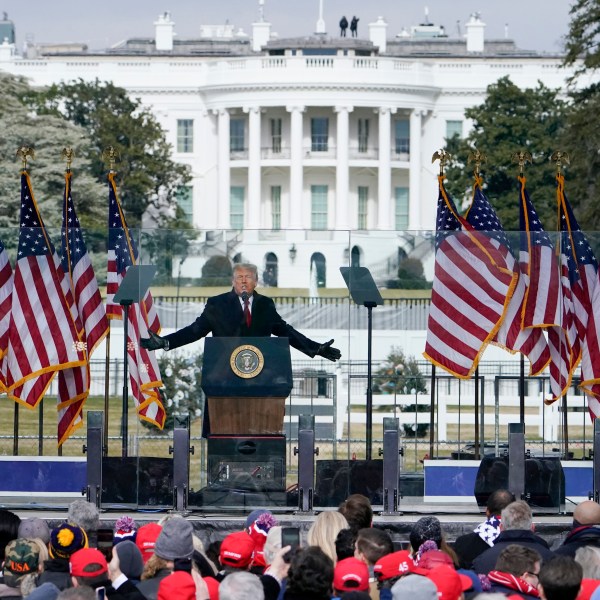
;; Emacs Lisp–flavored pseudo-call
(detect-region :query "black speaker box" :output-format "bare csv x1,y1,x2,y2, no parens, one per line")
315,459,383,506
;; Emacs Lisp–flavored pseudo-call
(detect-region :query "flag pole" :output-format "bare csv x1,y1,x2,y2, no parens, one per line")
103,327,110,454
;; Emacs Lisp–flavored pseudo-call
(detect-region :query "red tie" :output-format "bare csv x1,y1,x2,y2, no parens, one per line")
244,298,252,327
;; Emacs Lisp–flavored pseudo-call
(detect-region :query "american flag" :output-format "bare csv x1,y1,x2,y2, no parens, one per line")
554,174,600,417
106,173,165,429
3,173,86,413
464,180,550,376
0,237,14,393
57,171,110,444
423,177,517,377
519,175,573,402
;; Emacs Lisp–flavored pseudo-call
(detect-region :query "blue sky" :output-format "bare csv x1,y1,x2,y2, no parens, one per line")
3,0,571,53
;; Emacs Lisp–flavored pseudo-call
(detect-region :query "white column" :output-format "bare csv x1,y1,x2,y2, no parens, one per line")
409,109,423,230
335,106,353,230
377,107,395,230
287,105,305,229
216,108,231,229
245,106,261,229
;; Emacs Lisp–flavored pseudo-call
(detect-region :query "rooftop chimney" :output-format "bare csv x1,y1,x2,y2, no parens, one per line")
465,12,485,53
154,12,175,51
369,16,387,53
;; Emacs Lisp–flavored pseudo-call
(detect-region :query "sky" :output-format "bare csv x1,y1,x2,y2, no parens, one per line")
1,0,572,54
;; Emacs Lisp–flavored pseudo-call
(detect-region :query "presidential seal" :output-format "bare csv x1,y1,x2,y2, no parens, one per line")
230,344,264,379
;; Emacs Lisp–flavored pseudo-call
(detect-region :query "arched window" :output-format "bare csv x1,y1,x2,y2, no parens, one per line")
263,252,278,287
310,252,326,288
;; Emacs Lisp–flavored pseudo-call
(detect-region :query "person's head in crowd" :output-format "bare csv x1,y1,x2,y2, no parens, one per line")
113,516,137,545
333,557,369,595
18,537,50,597
575,546,600,579
338,494,373,533
219,570,265,600
67,500,99,541
501,500,533,531
203,576,219,600
340,593,371,600
391,573,438,600
573,500,600,528
486,489,515,518
418,545,455,570
110,540,144,582
0,509,21,561
410,517,458,567
18,518,51,546
492,544,541,588
426,564,472,600
192,535,217,578
355,527,394,566
136,522,162,564
245,509,269,531
26,582,60,600
56,586,96,600
374,550,425,589
3,538,41,589
263,526,282,567
157,571,196,600
307,511,349,564
335,528,357,561
219,531,255,571
286,546,334,600
69,547,109,589
247,512,278,569
205,540,222,572
49,523,88,560
538,555,582,600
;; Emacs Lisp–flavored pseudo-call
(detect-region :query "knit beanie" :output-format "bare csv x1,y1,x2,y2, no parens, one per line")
114,516,137,545
154,518,194,561
410,516,442,550
114,540,144,580
248,513,278,568
18,518,51,545
49,522,88,559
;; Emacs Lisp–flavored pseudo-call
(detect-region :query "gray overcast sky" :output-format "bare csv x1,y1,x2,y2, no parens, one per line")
2,0,572,53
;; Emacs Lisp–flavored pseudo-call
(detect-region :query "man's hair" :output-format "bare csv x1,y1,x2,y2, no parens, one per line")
338,494,373,533
501,500,533,531
494,544,541,576
219,571,265,600
67,500,100,534
57,587,96,600
486,489,515,516
355,528,393,565
232,264,258,279
286,546,334,600
574,546,600,579
335,528,357,561
538,555,582,600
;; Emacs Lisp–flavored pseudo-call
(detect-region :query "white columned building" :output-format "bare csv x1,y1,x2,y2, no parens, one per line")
287,105,305,230
216,108,231,230
335,105,352,230
245,105,262,230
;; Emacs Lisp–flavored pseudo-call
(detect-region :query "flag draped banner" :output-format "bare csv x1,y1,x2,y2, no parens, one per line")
106,172,165,429
424,176,517,378
0,237,14,393
57,170,110,444
519,175,572,402
464,178,550,376
3,172,86,418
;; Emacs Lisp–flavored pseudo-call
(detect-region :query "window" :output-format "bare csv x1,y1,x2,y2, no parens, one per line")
358,186,368,230
394,119,410,155
230,118,245,152
446,120,463,140
311,117,329,151
177,119,194,153
358,118,369,153
311,185,328,230
271,186,281,230
176,186,193,224
230,186,245,229
271,118,282,153
395,187,409,230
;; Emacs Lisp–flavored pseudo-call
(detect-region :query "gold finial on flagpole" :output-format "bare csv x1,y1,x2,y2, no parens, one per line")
62,147,74,171
511,150,532,176
102,146,120,173
16,146,35,171
467,149,487,179
431,149,451,176
550,150,570,176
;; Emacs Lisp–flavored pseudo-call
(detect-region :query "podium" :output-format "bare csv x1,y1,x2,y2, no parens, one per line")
197,337,292,506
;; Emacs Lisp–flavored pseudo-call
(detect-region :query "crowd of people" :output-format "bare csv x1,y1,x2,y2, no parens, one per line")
0,492,599,599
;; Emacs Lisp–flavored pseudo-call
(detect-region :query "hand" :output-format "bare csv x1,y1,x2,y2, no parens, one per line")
317,339,341,361
140,330,167,351
265,546,292,583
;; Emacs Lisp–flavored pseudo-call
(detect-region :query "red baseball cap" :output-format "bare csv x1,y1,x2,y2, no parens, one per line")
136,523,162,564
69,548,108,578
334,557,370,592
418,549,455,570
374,550,427,580
219,531,255,568
426,565,473,600
158,571,195,600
